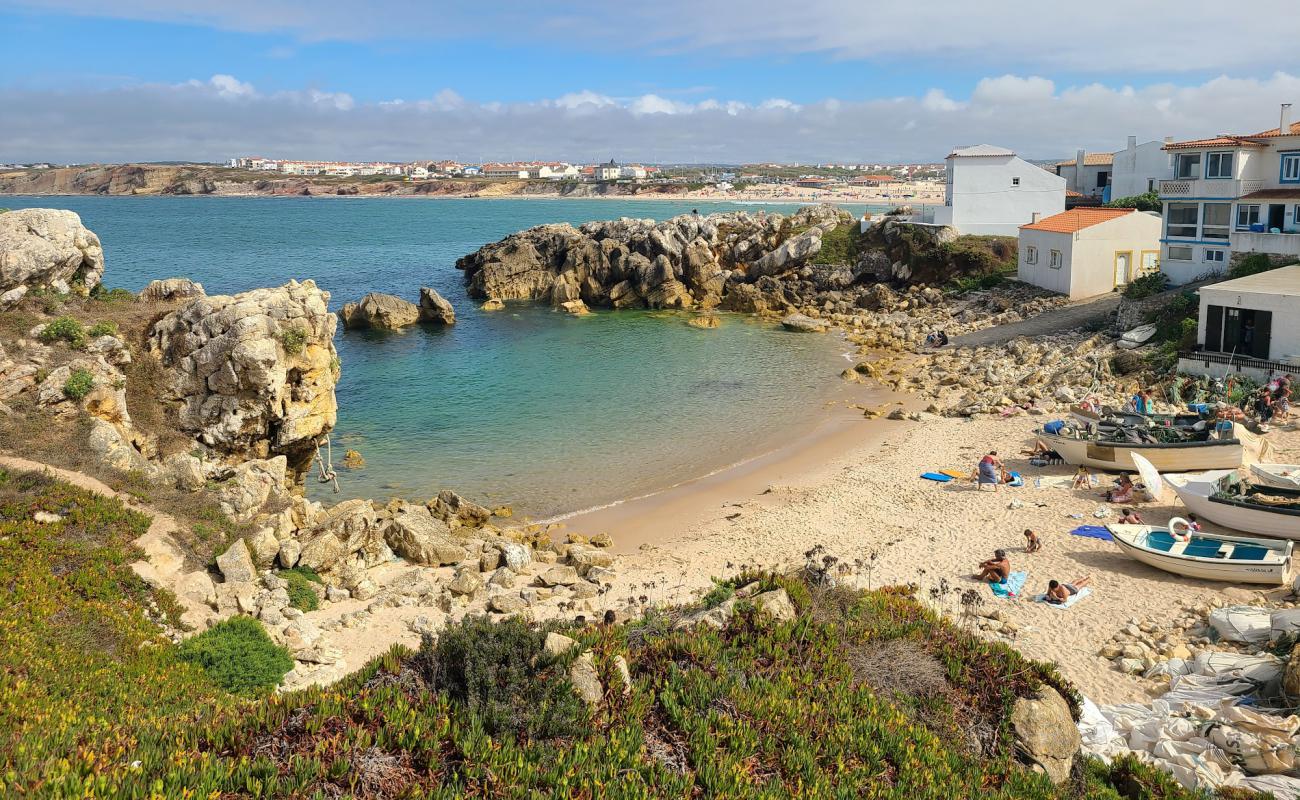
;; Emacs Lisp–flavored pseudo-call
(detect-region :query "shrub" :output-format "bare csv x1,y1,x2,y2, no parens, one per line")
1122,272,1168,300
1228,253,1279,280
1104,190,1161,212
278,566,322,611
812,222,863,265
279,326,307,355
90,285,135,302
61,368,95,400
176,616,293,695
37,316,86,348
415,615,589,740
87,320,118,338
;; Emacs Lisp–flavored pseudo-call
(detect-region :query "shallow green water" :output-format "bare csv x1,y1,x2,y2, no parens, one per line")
3,196,869,515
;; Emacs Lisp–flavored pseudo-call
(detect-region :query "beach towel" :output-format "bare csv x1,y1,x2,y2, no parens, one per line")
1007,471,1023,488
1070,525,1113,542
920,472,953,482
989,571,1027,599
1033,588,1092,609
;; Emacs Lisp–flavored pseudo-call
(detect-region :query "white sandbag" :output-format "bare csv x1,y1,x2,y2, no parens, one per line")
1209,605,1272,644
1145,657,1193,680
1233,772,1300,797
1077,695,1120,757
1270,608,1300,640
1194,651,1284,684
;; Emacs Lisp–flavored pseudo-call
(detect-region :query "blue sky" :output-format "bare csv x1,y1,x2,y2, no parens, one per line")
2,1,1298,163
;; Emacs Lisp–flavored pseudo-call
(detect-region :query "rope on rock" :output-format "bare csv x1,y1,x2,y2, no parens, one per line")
315,435,340,493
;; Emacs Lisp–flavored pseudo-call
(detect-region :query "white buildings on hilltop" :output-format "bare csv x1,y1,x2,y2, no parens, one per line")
1016,208,1162,300
930,144,1066,236
594,160,621,181
1158,104,1300,285
1178,263,1300,381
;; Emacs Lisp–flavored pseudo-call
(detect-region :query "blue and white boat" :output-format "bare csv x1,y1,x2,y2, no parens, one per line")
1107,520,1292,585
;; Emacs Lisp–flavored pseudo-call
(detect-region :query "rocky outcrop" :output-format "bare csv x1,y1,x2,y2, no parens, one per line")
1010,687,1080,783
340,292,421,330
0,208,105,295
147,280,338,482
456,205,853,311
138,277,205,303
418,287,456,324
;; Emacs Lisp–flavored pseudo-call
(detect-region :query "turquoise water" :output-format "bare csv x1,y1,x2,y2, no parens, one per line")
3,196,868,515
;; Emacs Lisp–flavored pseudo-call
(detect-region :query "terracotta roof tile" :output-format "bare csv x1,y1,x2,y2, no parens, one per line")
1020,207,1138,234
1238,188,1300,201
1247,121,1300,138
1056,153,1114,167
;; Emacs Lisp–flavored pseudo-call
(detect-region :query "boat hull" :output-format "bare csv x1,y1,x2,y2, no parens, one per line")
1251,464,1300,491
1167,477,1300,539
1037,431,1244,472
1108,524,1291,584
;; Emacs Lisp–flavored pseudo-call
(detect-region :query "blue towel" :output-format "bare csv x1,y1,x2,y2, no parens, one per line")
989,571,1027,599
920,472,953,482
1070,525,1113,542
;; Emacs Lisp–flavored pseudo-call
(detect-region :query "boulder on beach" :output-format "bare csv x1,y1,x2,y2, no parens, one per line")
781,313,827,333
340,292,421,330
418,287,456,325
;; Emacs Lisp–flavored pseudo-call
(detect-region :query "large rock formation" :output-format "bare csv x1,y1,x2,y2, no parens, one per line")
418,287,456,324
339,292,421,330
456,205,853,311
147,280,338,482
0,208,105,297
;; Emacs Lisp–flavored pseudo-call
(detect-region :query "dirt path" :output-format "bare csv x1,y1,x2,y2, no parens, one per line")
950,292,1122,349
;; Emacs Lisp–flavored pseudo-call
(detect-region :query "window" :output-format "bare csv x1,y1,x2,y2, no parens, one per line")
1147,178,1156,192
1237,204,1261,229
1025,245,1038,265
1174,153,1201,179
1167,245,1193,261
1166,202,1199,238
1282,153,1300,183
1049,250,1062,269
1096,171,1110,189
1205,152,1234,179
1204,249,1225,263
1011,177,1020,186
1203,203,1231,239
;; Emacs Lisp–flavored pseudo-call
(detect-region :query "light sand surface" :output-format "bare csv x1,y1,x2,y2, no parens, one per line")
600,413,1300,705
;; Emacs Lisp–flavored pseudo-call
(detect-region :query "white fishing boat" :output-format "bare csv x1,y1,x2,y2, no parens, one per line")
1107,521,1291,585
1251,463,1300,491
1165,472,1300,540
1035,421,1259,473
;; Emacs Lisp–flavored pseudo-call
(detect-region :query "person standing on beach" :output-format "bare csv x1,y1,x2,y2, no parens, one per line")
977,451,1002,491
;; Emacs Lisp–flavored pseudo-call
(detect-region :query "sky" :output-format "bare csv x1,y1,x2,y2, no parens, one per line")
2,1,1299,164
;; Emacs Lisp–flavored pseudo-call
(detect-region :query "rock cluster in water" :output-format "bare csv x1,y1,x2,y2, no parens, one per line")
340,287,457,330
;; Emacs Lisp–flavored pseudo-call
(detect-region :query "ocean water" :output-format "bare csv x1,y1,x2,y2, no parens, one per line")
3,196,871,516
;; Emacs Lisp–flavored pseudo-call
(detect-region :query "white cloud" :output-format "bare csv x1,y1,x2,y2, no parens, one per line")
3,71,1298,165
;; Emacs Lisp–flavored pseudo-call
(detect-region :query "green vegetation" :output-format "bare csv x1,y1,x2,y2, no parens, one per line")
0,469,1250,798
87,320,119,338
176,616,294,695
61,367,95,400
278,565,323,611
1104,190,1161,212
1122,271,1169,300
942,235,1018,292
279,325,307,355
36,315,86,348
1141,290,1200,370
90,285,136,302
1229,253,1284,280
811,222,864,265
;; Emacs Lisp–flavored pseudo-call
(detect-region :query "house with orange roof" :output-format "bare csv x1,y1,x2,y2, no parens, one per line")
1158,104,1300,283
1017,207,1162,299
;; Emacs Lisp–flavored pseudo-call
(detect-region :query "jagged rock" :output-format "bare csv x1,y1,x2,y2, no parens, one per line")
138,278,205,302
216,539,258,583
384,508,467,565
245,527,280,569
675,598,737,630
326,586,350,603
568,545,614,575
686,314,720,329
748,228,823,279
86,335,131,367
568,651,603,706
499,542,532,572
0,286,27,310
752,589,796,622
545,632,577,656
215,457,288,524
558,299,590,315
429,489,491,527
781,314,827,333
0,208,104,294
278,539,302,569
86,418,151,473
448,568,483,597
340,292,420,330
160,452,206,490
481,298,505,311
488,593,526,614
147,280,337,482
417,286,456,324
612,655,632,695
1010,687,1080,784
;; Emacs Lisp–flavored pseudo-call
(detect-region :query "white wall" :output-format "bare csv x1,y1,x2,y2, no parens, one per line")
1197,285,1300,362
1069,212,1162,298
1017,229,1073,295
1111,141,1171,198
948,155,1065,236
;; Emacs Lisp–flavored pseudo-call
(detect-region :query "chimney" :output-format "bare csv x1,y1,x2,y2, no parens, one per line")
1164,136,1173,144
1127,135,1137,151
1031,212,1041,224
1282,103,1294,134
1075,148,1087,192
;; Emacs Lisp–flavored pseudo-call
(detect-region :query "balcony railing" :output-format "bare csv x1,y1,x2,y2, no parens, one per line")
1159,178,1270,199
1178,350,1299,375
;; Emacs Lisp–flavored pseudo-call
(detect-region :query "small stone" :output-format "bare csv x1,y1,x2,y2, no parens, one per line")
1118,658,1145,675
326,586,350,603
545,632,577,657
568,652,603,707
488,593,527,614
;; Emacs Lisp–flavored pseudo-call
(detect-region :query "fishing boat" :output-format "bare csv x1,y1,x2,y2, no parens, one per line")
1251,463,1300,491
1035,421,1259,472
1068,403,1204,430
1107,520,1291,584
1165,473,1300,539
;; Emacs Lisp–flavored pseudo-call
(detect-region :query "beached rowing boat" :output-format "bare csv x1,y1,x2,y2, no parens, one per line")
1251,463,1300,491
1107,521,1291,584
1035,422,1256,472
1165,473,1300,539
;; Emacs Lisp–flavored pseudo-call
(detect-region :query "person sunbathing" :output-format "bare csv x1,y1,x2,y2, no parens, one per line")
974,549,1010,583
1023,529,1041,553
1117,508,1144,524
1103,475,1134,503
1045,576,1091,604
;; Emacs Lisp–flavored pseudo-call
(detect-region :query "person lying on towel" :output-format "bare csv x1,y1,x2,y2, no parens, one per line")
974,549,1010,583
1045,576,1091,604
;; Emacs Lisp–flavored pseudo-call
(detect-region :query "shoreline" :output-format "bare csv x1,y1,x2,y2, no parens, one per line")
0,191,941,206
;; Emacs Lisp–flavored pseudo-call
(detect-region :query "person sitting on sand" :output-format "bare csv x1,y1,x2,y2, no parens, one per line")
1046,576,1092,605
1023,529,1041,553
1117,508,1144,524
1071,465,1092,490
977,451,1003,491
1103,475,1134,503
974,549,1011,583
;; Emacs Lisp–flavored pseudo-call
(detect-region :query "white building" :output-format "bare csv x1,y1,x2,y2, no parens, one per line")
482,163,530,178
1017,208,1163,299
1055,151,1113,198
1109,136,1172,200
619,165,647,180
1158,104,1300,285
594,160,621,181
1177,263,1300,381
930,145,1066,236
